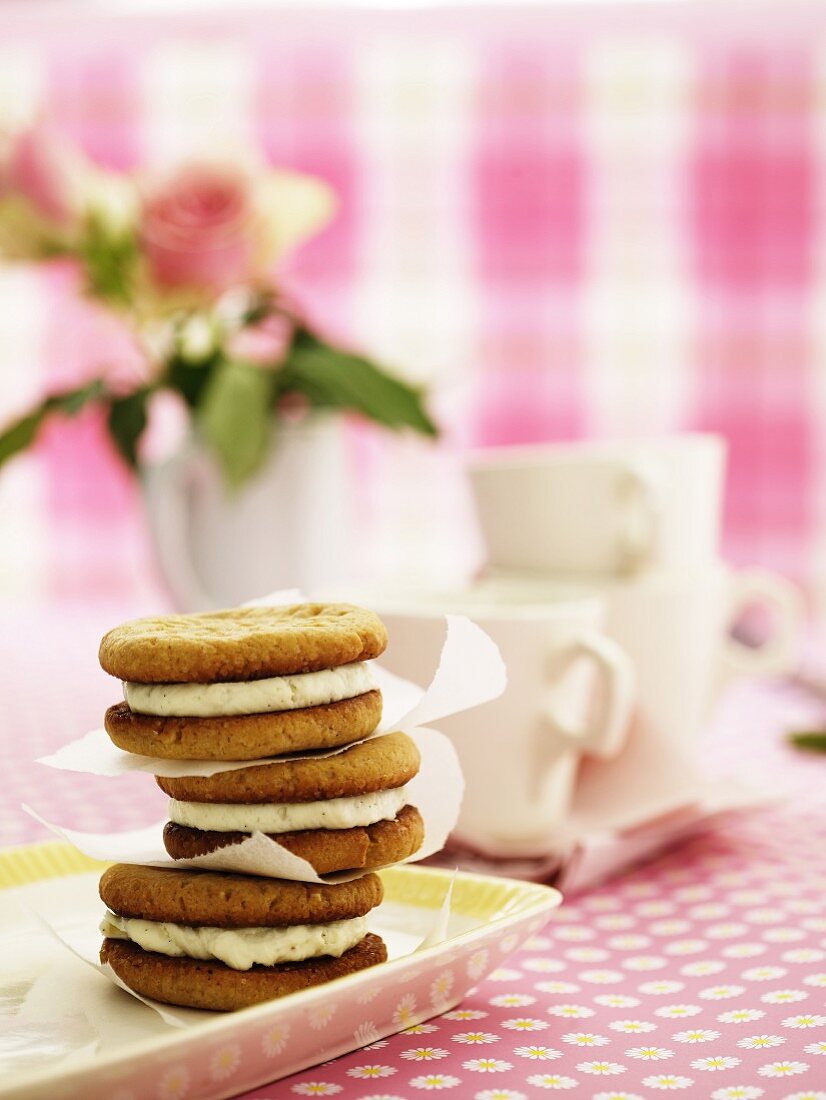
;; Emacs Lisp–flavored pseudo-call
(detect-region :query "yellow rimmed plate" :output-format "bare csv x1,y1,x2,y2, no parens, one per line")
0,840,560,1100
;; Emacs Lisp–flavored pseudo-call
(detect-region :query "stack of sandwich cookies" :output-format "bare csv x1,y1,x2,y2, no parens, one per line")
95,602,425,1010
100,864,386,1011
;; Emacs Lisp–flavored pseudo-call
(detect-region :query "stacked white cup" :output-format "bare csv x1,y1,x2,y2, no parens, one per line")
361,434,804,858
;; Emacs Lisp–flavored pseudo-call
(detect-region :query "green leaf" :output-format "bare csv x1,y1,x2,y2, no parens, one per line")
279,331,438,437
80,215,139,307
788,730,826,754
197,360,274,487
0,379,107,467
107,387,152,468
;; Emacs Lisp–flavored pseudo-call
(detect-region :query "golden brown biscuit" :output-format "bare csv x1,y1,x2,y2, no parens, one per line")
157,731,420,803
101,933,387,1011
104,691,382,761
162,804,426,875
100,864,383,927
99,604,387,684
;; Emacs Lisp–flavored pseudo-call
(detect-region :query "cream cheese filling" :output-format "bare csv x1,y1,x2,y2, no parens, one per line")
168,785,409,833
123,661,376,718
100,911,368,970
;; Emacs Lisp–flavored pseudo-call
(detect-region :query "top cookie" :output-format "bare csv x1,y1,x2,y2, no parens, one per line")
99,604,388,684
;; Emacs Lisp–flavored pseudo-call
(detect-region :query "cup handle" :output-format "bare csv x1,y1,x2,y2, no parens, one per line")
721,567,805,677
142,447,216,611
618,459,663,573
544,630,636,759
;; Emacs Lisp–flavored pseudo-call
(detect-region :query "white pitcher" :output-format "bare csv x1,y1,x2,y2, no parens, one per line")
143,416,351,610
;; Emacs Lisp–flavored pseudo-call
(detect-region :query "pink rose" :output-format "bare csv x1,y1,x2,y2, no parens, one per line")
4,122,81,225
141,166,256,294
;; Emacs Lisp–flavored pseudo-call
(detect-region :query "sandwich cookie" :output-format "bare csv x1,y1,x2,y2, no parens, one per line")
99,864,387,1011
100,604,387,759
159,731,426,874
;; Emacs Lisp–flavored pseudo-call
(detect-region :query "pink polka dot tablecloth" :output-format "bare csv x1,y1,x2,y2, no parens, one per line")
3,603,826,1100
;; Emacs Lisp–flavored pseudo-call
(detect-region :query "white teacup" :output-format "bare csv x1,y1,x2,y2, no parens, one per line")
476,562,804,752
364,593,635,856
468,433,725,578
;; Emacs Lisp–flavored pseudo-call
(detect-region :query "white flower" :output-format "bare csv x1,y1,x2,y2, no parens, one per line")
672,1029,720,1043
561,1032,610,1047
579,969,624,984
489,993,535,1008
353,1022,380,1048
737,1034,785,1049
718,1009,765,1023
522,959,565,974
262,1021,291,1056
547,1003,595,1018
699,985,746,1000
567,947,609,963
309,1003,336,1029
158,1067,190,1100
783,948,825,963
654,1004,702,1019
402,1049,450,1062
609,1020,657,1034
639,981,684,995
209,1045,241,1081
525,935,552,949
487,967,522,981
710,1088,764,1100
534,981,580,995
594,993,640,1008
404,1023,439,1035
707,924,748,939
722,944,766,958
291,1085,342,1097
681,960,725,976
641,1074,695,1089
804,973,826,986
576,1060,626,1075
452,1033,499,1045
463,1059,513,1074
690,1055,741,1071
467,950,489,980
595,915,637,930
555,925,596,941
500,933,519,953
761,989,808,1004
609,935,651,950
804,1040,826,1055
346,1065,396,1080
665,940,707,956
526,1074,579,1089
591,1094,645,1100
763,927,806,942
393,993,418,1027
475,1090,527,1100
626,1047,673,1060
623,957,667,972
503,1016,550,1031
741,966,787,981
409,1074,462,1090
650,920,691,936
431,970,454,1007
444,1009,487,1021
776,1093,826,1100
783,1014,826,1028
514,1046,562,1060
756,1060,809,1076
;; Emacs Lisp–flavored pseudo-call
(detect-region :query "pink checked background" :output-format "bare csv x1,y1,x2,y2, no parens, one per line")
1,3,825,605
